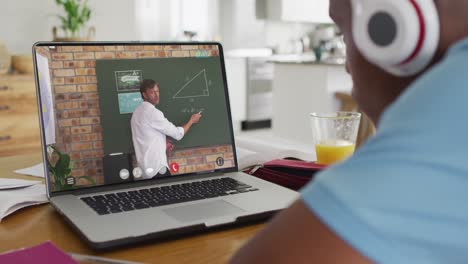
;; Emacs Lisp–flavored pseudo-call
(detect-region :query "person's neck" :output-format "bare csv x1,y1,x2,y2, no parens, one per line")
372,79,414,127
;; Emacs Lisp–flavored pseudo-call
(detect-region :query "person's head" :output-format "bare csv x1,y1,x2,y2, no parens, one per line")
330,0,468,125
140,79,160,105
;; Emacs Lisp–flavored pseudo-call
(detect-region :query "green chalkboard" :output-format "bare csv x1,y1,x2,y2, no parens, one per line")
95,57,233,155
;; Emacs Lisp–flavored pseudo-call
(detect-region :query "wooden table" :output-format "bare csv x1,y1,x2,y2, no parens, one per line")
0,153,264,263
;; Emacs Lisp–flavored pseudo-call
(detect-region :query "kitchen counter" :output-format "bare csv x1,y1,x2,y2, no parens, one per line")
267,53,345,65
225,49,345,65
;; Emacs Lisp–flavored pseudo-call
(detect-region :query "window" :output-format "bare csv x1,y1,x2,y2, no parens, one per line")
135,0,219,41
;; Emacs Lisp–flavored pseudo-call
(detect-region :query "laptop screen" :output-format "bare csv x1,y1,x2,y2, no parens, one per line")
33,42,237,193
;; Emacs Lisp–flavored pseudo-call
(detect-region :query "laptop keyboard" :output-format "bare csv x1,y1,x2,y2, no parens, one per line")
81,177,259,215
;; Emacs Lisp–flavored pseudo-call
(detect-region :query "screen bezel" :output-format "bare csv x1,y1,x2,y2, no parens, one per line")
32,41,239,197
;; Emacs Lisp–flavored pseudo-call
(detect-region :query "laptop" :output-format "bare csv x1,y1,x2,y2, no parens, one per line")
32,41,298,250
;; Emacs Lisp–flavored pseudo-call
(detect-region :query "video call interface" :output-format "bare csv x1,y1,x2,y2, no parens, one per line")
34,43,236,192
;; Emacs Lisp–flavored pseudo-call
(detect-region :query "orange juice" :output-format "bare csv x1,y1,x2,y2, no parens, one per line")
315,139,356,165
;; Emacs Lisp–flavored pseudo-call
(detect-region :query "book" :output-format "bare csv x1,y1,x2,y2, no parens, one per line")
0,241,77,264
0,241,141,263
0,181,48,222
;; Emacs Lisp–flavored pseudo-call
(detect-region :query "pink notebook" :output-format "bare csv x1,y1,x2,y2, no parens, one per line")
0,241,77,264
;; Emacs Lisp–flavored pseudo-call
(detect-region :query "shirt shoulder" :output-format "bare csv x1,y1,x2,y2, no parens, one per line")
137,102,163,118
379,40,468,130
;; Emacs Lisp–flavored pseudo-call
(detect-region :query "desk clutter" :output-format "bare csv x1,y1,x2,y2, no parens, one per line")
0,178,48,222
244,159,326,191
235,135,324,190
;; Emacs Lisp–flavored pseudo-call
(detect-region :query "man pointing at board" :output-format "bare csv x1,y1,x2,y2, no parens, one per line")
131,79,202,179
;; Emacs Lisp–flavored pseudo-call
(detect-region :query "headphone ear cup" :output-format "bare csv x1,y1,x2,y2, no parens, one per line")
351,0,439,76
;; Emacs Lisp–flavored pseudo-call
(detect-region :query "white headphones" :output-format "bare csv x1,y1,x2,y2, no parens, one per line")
351,0,440,76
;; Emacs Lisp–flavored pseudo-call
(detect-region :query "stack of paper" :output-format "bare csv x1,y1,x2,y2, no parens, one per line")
14,163,45,178
0,179,48,222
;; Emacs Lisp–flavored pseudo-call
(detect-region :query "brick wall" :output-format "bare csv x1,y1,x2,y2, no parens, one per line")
169,144,235,174
43,44,231,186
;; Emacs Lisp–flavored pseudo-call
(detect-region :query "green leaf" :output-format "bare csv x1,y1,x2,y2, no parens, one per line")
46,157,55,173
56,0,91,33
64,0,78,18
57,15,67,24
55,181,62,191
81,0,91,23
54,151,71,185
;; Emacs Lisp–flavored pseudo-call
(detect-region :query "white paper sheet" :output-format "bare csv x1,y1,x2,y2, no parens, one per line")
14,163,45,178
235,135,316,170
0,184,48,222
0,179,42,190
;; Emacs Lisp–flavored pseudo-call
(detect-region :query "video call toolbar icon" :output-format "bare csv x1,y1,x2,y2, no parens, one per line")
145,168,155,178
216,157,224,166
170,162,179,173
119,169,130,180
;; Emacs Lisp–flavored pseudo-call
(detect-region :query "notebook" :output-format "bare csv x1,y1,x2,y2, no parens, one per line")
0,241,76,264
32,41,298,250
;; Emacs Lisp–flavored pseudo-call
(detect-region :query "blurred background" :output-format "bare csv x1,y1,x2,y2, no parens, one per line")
0,0,357,157
1,0,339,54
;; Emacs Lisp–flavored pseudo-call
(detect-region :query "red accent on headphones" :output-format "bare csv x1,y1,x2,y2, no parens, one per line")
399,0,426,65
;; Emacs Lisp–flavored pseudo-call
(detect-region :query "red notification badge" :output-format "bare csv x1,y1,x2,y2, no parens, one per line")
170,162,179,173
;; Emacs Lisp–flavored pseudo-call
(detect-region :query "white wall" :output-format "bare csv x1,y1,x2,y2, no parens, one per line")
90,0,137,41
219,0,266,51
134,0,219,41
0,0,137,55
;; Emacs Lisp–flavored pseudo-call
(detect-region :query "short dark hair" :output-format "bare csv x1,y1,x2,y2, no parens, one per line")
140,79,159,97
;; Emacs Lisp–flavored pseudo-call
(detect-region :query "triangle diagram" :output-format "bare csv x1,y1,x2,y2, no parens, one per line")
173,69,210,99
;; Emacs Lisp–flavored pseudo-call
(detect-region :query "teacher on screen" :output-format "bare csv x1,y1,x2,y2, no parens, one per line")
131,79,202,179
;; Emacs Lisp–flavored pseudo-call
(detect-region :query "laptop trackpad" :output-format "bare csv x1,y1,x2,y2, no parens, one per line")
163,200,244,223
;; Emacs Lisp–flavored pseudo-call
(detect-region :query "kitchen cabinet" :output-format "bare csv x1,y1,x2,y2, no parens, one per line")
256,0,332,24
225,57,247,131
225,49,274,131
0,74,41,156
271,61,351,147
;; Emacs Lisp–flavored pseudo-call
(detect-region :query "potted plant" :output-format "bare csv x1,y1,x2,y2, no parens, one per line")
47,145,96,191
52,0,95,41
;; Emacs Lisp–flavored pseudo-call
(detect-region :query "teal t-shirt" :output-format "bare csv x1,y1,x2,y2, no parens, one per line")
301,38,468,263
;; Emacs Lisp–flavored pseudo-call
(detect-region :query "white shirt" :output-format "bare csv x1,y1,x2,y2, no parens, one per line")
131,101,184,178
